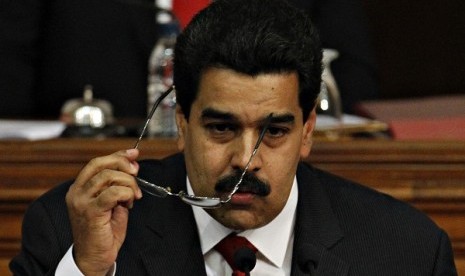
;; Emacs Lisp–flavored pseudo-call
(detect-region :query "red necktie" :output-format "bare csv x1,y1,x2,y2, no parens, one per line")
215,234,258,276
172,0,210,29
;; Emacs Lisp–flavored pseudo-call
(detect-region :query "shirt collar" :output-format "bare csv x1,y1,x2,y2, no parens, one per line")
188,176,298,268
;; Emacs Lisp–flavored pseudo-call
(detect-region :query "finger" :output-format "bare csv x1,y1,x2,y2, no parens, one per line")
73,149,140,189
67,171,140,216
94,185,138,212
68,156,142,210
83,169,141,199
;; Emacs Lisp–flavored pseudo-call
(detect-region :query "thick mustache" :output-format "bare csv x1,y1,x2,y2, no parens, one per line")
215,171,271,196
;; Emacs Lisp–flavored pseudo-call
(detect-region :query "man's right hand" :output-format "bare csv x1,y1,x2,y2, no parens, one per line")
65,149,143,276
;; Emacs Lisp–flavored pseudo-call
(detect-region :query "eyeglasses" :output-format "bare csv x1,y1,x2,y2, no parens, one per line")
133,86,272,208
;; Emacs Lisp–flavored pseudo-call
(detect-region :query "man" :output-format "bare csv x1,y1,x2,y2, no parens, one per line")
10,0,456,275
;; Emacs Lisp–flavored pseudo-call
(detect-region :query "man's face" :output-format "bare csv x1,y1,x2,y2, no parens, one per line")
176,68,315,230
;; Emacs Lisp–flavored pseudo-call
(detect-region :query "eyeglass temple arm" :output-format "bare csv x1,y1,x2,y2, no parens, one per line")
134,86,175,149
240,113,273,175
254,113,273,151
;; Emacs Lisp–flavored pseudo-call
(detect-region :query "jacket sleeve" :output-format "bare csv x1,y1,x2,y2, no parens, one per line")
432,229,458,275
9,196,72,275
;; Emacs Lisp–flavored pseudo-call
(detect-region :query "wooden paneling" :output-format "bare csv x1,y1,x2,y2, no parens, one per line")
1,138,464,275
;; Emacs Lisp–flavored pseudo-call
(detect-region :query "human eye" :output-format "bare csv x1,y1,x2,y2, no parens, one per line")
265,125,289,139
205,122,237,138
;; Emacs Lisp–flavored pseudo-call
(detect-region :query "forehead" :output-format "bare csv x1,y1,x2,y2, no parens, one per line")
191,68,302,121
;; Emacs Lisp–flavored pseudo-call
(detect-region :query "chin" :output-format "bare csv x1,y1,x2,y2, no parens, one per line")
209,208,268,230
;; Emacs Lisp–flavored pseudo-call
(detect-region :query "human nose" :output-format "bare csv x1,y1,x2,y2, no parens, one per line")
231,130,263,173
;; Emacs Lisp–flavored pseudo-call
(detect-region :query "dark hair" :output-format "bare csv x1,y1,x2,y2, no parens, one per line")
173,0,322,120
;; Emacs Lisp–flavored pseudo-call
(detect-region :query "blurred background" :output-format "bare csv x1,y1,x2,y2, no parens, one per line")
1,0,464,122
362,0,464,101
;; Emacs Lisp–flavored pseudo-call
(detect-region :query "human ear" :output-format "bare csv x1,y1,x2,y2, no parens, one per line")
300,108,316,159
175,106,187,152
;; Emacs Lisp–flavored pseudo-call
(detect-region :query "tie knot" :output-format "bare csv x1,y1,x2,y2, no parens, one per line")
215,234,257,275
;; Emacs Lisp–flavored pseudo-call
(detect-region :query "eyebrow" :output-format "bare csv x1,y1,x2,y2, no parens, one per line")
201,108,238,122
268,114,295,125
201,108,295,125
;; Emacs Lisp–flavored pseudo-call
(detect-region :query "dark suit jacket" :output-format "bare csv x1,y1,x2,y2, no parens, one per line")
10,153,457,275
0,0,378,118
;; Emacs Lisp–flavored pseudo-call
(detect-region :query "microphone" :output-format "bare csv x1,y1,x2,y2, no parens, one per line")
233,247,257,276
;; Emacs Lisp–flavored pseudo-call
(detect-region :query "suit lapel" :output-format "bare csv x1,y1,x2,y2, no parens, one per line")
136,154,207,275
291,163,349,276
139,204,206,275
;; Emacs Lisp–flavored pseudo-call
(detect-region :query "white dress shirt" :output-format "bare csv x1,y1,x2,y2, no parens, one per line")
56,177,298,276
